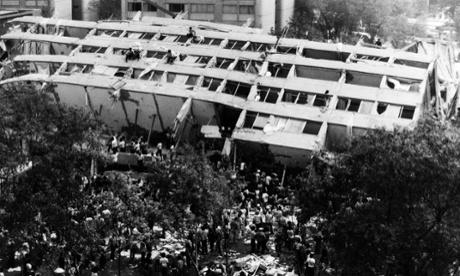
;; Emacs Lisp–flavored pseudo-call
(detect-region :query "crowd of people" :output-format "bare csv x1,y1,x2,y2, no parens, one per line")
1,142,332,276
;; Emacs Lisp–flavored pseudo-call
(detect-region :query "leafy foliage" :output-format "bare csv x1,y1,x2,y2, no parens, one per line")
298,119,460,275
144,144,234,232
0,84,105,269
88,0,122,20
287,0,427,46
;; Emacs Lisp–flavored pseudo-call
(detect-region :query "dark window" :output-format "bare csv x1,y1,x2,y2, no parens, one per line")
303,121,322,135
377,103,387,114
202,77,222,91
128,2,142,11
267,63,292,78
216,58,233,69
225,40,247,50
336,98,361,112
239,5,254,14
143,3,157,11
224,81,251,98
348,100,361,112
243,112,257,128
258,87,280,103
400,106,415,119
297,94,309,104
169,3,185,12
313,95,327,107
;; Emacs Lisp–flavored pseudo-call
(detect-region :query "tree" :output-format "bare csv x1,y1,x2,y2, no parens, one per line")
88,0,122,20
144,145,234,271
380,14,426,48
0,84,106,271
287,0,428,47
299,119,460,275
432,0,460,40
145,144,233,228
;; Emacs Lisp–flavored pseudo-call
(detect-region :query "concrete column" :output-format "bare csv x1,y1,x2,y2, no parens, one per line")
121,0,127,20
214,0,223,22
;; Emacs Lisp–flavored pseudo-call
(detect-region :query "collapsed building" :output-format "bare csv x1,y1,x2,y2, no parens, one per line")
0,15,458,166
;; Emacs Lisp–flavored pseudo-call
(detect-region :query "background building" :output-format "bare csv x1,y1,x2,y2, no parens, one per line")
0,0,71,19
121,0,294,34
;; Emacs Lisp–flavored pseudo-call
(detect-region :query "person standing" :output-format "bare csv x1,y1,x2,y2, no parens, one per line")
274,229,283,257
255,228,267,254
200,226,209,255
208,226,217,253
99,251,106,271
249,225,257,254
215,226,223,255
305,253,316,276
159,252,169,276
294,237,306,276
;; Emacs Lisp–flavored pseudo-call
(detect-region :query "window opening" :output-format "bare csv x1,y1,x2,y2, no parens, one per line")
224,81,251,98
400,106,415,119
243,112,257,128
210,39,223,46
169,3,185,13
128,2,142,11
216,58,233,69
185,75,199,85
313,95,328,107
139,33,156,40
267,63,291,78
202,77,222,91
196,56,211,64
303,121,322,135
150,71,164,82
143,3,158,11
146,51,166,58
257,87,280,103
225,40,247,50
277,46,296,54
377,103,387,114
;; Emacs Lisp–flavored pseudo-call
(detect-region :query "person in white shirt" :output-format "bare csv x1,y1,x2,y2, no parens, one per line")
305,254,316,276
111,135,118,154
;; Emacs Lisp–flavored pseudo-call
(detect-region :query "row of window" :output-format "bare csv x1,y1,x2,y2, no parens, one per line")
28,60,414,121
336,98,415,119
255,87,415,120
127,2,254,14
14,41,421,94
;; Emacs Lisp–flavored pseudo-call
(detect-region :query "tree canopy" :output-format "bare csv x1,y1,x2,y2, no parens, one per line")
298,119,460,275
144,145,234,232
287,0,426,46
0,84,105,268
88,0,121,20
0,84,235,273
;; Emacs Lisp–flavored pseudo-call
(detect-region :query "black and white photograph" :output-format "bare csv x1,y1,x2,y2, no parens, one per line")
0,0,459,275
